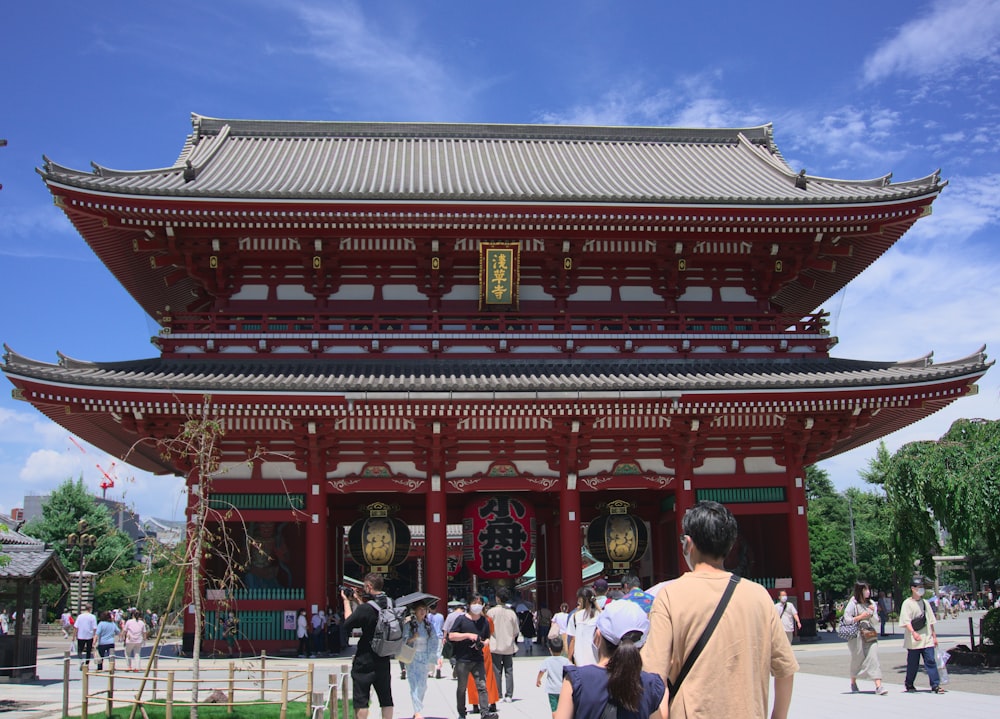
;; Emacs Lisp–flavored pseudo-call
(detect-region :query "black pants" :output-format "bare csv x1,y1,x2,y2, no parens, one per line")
455,659,488,716
77,638,94,663
96,643,115,669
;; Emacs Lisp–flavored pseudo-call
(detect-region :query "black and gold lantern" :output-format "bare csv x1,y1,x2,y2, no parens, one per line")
585,499,648,571
347,502,411,574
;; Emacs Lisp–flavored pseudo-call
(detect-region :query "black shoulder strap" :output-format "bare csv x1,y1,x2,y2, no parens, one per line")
668,574,741,702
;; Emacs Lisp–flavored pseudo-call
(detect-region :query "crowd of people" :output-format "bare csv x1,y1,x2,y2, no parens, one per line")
52,498,996,718
64,605,154,672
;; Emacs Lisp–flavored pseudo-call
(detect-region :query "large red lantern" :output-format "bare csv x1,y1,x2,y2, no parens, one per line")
462,495,535,579
347,502,411,574
446,550,464,577
585,500,648,571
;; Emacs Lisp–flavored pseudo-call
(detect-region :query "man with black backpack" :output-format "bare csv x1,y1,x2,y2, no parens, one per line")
342,573,395,719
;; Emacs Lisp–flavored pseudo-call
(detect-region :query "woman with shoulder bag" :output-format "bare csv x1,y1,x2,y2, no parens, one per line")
843,581,888,695
401,600,439,719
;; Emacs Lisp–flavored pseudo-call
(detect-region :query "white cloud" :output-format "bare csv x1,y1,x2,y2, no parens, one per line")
288,1,474,120
863,0,1000,84
538,74,764,129
0,205,85,260
777,106,906,174
0,407,186,521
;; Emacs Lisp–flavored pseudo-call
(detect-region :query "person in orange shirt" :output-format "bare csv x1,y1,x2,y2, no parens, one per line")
467,600,499,713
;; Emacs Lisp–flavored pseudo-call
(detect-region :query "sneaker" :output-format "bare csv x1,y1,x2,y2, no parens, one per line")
435,669,442,679
483,713,499,719
876,686,888,696
904,685,917,693
850,682,859,693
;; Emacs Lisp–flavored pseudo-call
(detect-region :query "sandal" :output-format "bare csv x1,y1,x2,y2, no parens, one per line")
932,686,947,694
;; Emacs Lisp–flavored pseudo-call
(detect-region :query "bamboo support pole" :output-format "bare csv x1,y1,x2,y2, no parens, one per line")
106,657,115,718
81,664,89,719
280,671,289,719
166,671,174,719
62,652,70,719
260,651,267,701
306,662,314,718
228,661,237,714
342,664,350,719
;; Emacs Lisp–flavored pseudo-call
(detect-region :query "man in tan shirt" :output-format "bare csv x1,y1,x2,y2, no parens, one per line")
641,501,798,719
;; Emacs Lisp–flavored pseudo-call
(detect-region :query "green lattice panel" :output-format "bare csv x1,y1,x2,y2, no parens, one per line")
695,487,786,504
206,610,295,641
208,494,306,510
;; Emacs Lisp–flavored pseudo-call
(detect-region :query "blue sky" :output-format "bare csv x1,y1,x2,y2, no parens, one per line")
2,0,999,522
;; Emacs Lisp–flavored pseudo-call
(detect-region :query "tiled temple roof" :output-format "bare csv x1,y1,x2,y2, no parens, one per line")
40,115,943,205
3,346,989,395
0,516,68,582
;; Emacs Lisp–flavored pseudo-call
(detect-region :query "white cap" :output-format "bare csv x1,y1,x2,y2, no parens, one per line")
596,599,650,647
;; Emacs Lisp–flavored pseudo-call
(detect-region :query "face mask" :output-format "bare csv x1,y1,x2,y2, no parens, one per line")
863,590,870,600
779,596,787,604
469,604,484,615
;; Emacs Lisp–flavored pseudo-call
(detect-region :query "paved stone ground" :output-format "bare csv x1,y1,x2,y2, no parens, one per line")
0,610,996,718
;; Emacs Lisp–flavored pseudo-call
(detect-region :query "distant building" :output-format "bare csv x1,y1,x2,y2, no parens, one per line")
21,494,145,543
141,517,184,547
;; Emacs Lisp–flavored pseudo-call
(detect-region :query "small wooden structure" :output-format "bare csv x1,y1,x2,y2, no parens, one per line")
0,515,69,682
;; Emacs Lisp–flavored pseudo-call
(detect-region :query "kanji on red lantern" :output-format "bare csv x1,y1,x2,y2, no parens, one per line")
462,495,535,579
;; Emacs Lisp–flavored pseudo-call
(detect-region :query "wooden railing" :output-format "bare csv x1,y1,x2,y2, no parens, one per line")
155,311,832,358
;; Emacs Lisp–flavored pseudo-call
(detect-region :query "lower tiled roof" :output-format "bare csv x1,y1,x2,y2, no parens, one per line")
2,347,990,394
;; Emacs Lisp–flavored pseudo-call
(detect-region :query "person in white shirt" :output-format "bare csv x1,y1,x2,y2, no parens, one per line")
74,605,98,670
487,589,520,701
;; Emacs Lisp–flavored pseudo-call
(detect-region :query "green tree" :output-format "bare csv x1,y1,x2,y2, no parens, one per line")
21,477,136,575
806,465,856,602
844,487,893,592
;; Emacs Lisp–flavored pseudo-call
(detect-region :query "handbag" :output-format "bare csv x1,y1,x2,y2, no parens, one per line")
441,640,454,660
859,621,878,643
548,621,561,640
836,616,860,640
668,575,741,702
397,641,416,664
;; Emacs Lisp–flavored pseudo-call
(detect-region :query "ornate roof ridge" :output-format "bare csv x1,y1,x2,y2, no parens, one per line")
190,113,778,146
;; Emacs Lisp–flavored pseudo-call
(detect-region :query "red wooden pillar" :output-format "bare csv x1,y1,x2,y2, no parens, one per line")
673,458,695,568
425,474,449,607
650,508,671,583
306,458,328,613
786,465,816,633
559,475,582,607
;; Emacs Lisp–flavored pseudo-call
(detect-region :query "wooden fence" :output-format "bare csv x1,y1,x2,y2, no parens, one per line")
70,654,350,719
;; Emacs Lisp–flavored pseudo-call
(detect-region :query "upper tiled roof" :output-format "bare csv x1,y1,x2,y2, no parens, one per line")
40,114,944,205
2,346,989,395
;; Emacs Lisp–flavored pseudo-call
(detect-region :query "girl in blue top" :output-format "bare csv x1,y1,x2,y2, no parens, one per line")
94,611,120,671
401,600,439,719
555,600,667,719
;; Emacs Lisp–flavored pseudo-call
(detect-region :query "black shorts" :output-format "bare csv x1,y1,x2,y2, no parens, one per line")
351,662,392,709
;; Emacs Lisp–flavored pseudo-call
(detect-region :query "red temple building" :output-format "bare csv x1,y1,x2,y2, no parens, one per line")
3,116,990,647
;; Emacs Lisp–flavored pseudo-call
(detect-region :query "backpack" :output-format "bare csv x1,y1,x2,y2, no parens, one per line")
368,597,407,657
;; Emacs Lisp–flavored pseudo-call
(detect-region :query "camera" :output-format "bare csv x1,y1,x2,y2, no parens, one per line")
340,586,355,598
